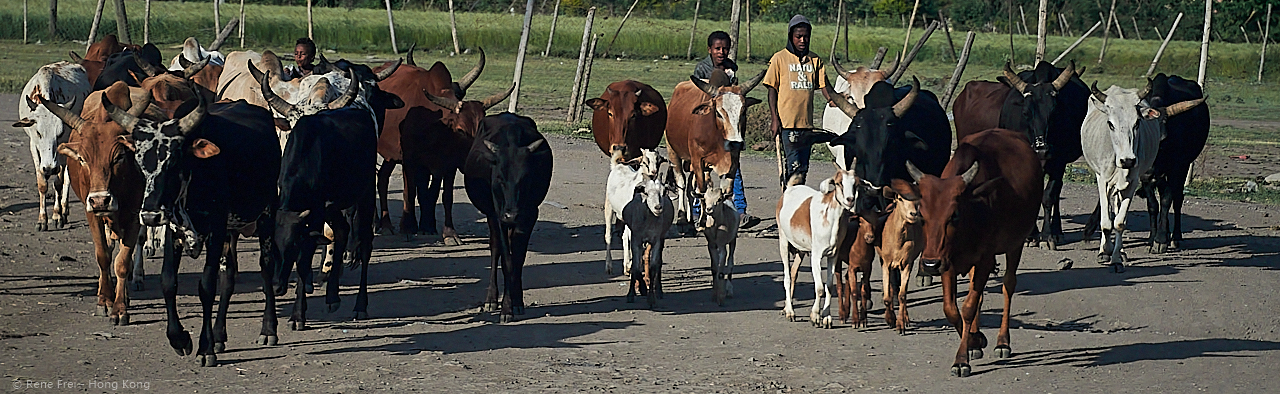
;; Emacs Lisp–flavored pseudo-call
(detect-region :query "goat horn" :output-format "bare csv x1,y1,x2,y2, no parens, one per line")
905,161,924,182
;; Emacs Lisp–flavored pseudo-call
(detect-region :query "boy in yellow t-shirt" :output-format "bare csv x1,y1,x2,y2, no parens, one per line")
764,15,833,187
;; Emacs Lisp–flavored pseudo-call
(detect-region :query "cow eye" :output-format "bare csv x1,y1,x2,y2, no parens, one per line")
1107,121,1115,131
1049,91,1057,97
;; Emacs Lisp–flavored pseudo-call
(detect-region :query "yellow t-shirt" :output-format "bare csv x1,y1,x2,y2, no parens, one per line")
763,49,827,129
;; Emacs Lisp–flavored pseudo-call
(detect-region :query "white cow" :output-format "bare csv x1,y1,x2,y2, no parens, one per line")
776,162,862,328
14,61,91,231
1081,83,1203,272
166,37,226,71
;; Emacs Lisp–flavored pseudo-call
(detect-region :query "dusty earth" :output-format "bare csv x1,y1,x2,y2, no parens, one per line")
2,93,1280,393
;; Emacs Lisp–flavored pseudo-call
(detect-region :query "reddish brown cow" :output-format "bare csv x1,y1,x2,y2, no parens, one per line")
950,81,1008,139
40,83,150,325
665,70,763,224
69,35,136,85
373,48,484,240
586,80,667,160
908,128,1043,378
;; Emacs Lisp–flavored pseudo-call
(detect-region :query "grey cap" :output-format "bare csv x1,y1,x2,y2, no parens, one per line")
788,15,811,31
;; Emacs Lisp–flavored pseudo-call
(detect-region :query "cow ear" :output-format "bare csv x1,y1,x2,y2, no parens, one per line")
273,118,292,131
585,98,607,111
190,138,221,158
903,130,929,151
117,135,136,152
13,118,35,128
483,140,499,153
1142,107,1162,120
969,176,1004,198
692,102,714,116
639,102,660,116
745,97,763,107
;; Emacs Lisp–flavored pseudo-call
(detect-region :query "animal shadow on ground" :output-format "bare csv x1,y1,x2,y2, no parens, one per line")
302,320,637,356
982,338,1280,373
1062,211,1223,247
1,202,38,214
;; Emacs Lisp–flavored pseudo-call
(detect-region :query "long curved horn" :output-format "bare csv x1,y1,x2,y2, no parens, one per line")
375,58,401,81
481,83,516,110
327,70,360,110
690,75,719,96
881,52,900,77
739,69,767,96
1090,82,1108,103
830,53,851,79
103,98,140,132
1163,98,1204,117
257,70,296,116
826,85,860,118
127,89,153,117
38,95,85,130
1136,77,1152,99
132,52,162,78
1003,62,1029,93
181,55,210,77
456,48,486,91
425,92,463,113
960,161,980,184
905,161,924,182
177,90,206,134
405,42,418,66
69,51,84,62
891,77,919,118
314,53,334,74
1051,60,1075,90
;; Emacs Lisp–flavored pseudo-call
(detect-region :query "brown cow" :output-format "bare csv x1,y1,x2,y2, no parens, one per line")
69,35,136,84
664,70,764,225
586,80,667,161
40,83,150,326
374,47,484,240
908,128,1043,377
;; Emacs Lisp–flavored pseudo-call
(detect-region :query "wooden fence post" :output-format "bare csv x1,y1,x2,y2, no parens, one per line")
508,0,536,113
307,0,313,39
23,0,28,44
543,0,560,57
384,0,398,53
1098,0,1116,65
144,0,150,43
941,11,956,61
1019,5,1028,35
566,7,596,123
238,0,245,48
1261,4,1271,83
578,34,600,118
603,0,640,58
1131,16,1141,41
86,0,105,51
448,0,460,54
831,0,843,62
728,0,740,60
890,21,939,83
214,0,220,37
1052,20,1102,65
745,0,751,60
208,18,238,51
686,0,700,60
901,0,920,61
1145,13,1183,78
49,0,58,40
942,31,977,109
1112,13,1125,40
1035,0,1047,63
1199,0,1212,85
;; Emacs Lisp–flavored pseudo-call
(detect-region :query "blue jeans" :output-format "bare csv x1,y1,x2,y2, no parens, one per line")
779,128,813,187
692,166,748,218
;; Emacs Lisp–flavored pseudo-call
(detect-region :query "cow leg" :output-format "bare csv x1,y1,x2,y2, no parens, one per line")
622,226,634,286
348,193,375,320
709,243,724,305
324,210,351,312
779,240,797,322
995,249,1022,359
1143,181,1161,249
952,261,991,378
111,223,139,326
159,225,192,355
131,230,146,290
288,237,317,331
484,220,502,312
1171,175,1188,250
376,160,397,235
1095,175,1115,263
35,168,49,231
1109,192,1135,273
256,213,280,346
212,233,238,355
1045,167,1068,247
418,172,442,237
84,215,111,318
440,171,462,246
501,223,533,323
55,167,71,229
196,230,225,367
399,161,421,237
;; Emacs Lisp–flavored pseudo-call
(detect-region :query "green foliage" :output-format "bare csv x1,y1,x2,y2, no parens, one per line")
872,0,911,17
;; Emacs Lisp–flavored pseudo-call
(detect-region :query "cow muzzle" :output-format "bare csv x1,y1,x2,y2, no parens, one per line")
723,141,744,152
40,166,61,179
86,191,116,215
1118,158,1136,169
920,258,943,276
139,210,168,227
501,211,519,224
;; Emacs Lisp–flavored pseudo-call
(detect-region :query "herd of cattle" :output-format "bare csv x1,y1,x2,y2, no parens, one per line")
12,34,1210,377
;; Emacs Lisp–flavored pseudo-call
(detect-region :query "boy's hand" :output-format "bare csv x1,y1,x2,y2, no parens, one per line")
769,117,781,136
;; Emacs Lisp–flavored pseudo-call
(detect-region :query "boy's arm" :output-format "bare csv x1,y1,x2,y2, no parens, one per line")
819,75,835,107
767,85,781,136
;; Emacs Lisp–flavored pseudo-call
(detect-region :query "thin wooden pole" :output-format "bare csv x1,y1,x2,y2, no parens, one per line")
830,0,843,60
942,31,977,109
214,0,221,37
508,0,536,113
448,0,459,54
1155,26,1162,38
869,46,887,69
1112,13,1125,39
1052,20,1102,65
1199,0,1211,85
1131,16,1141,41
890,20,939,83
566,7,595,123
238,0,244,48
49,0,58,40
1035,0,1047,63
728,0,740,60
1097,0,1116,65
385,0,398,53
1242,26,1252,45
686,0,699,60
307,0,313,39
901,0,920,61
744,0,751,60
1260,4,1271,83
23,0,28,44
144,0,150,43
843,0,849,59
86,0,105,51
941,11,956,61
603,0,639,58
578,33,600,116
1019,5,1028,35
542,0,560,57
1145,13,1183,78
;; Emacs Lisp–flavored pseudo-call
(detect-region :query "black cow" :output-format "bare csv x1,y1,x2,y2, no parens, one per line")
270,61,403,329
464,113,553,323
93,44,166,91
107,86,281,367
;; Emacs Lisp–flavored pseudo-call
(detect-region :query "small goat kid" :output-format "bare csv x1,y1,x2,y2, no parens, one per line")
620,163,674,307
604,150,662,275
701,175,739,306
876,179,924,334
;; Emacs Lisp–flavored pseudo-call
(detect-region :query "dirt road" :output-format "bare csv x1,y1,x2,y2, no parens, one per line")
2,94,1280,393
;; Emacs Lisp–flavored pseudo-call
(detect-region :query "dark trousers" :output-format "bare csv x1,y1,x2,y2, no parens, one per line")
779,128,814,187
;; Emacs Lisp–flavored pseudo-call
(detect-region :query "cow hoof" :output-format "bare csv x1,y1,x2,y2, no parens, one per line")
36,222,48,232
968,348,984,360
116,313,129,326
327,302,341,313
1149,243,1167,254
499,313,514,324
483,302,499,312
290,321,306,331
822,316,833,329
170,331,193,356
257,335,279,346
198,354,217,367
1170,240,1180,250
950,363,972,377
110,315,121,326
995,345,1012,358
1097,252,1111,265
444,237,462,247
303,281,314,295
354,311,369,320
213,342,225,353
1111,263,1126,273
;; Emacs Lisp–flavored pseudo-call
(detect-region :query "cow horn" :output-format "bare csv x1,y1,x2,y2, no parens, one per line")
257,70,296,117
425,92,463,113
826,84,860,118
327,70,360,110
127,89,154,117
69,51,83,63
180,55,210,77
690,75,719,96
103,97,140,132
960,161,980,184
481,83,516,110
132,52,162,78
177,91,206,134
315,53,334,74
375,59,401,81
739,69,767,96
38,95,85,131
1003,62,1029,93
1051,60,1075,91
1136,77,1152,99
891,77,919,118
830,53,851,79
247,60,267,84
1090,82,1108,103
905,161,924,182
405,43,418,66
457,48,486,91
1163,98,1204,117
881,53,900,78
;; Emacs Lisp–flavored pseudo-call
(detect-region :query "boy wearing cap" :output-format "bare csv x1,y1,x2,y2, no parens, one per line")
763,15,833,187
692,31,760,230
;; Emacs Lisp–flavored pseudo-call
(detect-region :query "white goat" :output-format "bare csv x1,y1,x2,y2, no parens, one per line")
603,149,661,275
701,175,739,306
